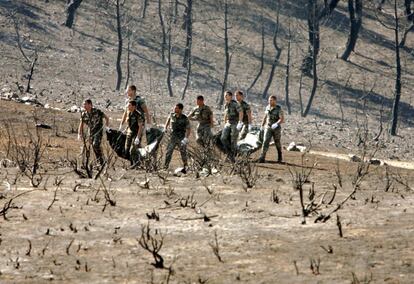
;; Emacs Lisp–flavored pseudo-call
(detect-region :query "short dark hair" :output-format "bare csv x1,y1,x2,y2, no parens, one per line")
270,95,277,100
197,95,204,101
235,90,244,96
129,85,137,92
129,100,137,106
224,90,233,97
84,99,92,105
176,103,184,110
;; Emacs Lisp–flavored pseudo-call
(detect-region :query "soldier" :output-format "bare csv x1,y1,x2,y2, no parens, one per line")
164,103,191,171
257,95,284,163
220,91,243,160
235,90,252,140
188,95,214,146
124,100,144,166
78,99,110,166
119,85,152,139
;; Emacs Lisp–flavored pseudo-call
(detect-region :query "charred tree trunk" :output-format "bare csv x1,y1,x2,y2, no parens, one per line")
124,28,133,89
158,0,167,64
115,0,123,91
303,3,319,117
141,0,148,19
181,55,191,99
390,0,402,136
65,0,83,29
262,7,282,100
182,0,193,68
400,0,413,47
318,0,340,20
285,25,292,115
301,0,320,77
341,0,362,61
246,20,265,97
26,52,38,93
218,0,230,108
166,26,174,97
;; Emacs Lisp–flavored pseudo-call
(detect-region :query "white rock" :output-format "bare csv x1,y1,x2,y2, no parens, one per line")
68,105,81,113
287,142,307,152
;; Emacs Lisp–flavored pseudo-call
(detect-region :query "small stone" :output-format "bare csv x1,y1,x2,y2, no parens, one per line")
348,154,362,162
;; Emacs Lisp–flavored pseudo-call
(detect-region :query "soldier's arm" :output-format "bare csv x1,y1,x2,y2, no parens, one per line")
185,120,191,138
238,108,244,123
120,109,127,128
137,121,144,139
247,109,253,124
78,119,84,138
187,108,196,120
142,105,151,124
164,116,171,130
103,113,109,127
278,110,285,124
261,114,267,127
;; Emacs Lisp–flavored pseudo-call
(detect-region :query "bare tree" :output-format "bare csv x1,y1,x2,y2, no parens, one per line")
262,2,282,100
285,23,292,114
341,0,363,61
115,0,123,91
301,0,320,77
218,0,231,108
375,0,403,135
182,0,193,68
399,0,414,47
246,18,265,97
141,0,148,18
166,19,174,97
158,0,167,64
181,0,193,99
65,0,83,29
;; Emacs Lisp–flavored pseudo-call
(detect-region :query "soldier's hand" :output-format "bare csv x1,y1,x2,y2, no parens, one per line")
145,122,152,131
105,126,111,133
236,121,243,131
248,124,253,132
271,122,279,129
134,137,140,146
181,137,189,146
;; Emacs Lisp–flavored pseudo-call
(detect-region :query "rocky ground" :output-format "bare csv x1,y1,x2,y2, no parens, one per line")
0,99,413,284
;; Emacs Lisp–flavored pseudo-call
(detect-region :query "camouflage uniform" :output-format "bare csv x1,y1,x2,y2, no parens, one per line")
238,100,251,140
259,105,284,162
125,110,144,163
220,100,241,157
188,105,213,146
81,108,105,165
125,96,147,138
164,113,190,169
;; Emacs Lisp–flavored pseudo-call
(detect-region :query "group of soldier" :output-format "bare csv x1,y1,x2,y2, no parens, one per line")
78,85,284,171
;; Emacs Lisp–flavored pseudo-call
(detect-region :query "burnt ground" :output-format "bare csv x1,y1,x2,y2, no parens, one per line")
0,100,413,284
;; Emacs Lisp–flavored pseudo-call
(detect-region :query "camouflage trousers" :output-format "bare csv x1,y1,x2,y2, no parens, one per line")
82,132,104,165
238,123,249,141
196,124,213,147
220,123,238,156
125,133,139,164
259,127,282,160
164,135,188,169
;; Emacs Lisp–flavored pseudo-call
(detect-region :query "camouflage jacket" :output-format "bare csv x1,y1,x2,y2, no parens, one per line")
170,113,190,139
127,110,144,135
81,108,104,136
238,100,251,124
189,105,213,126
265,105,283,127
224,100,241,124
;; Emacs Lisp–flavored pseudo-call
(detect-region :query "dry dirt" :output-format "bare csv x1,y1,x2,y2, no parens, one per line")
0,98,413,284
1,0,414,283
